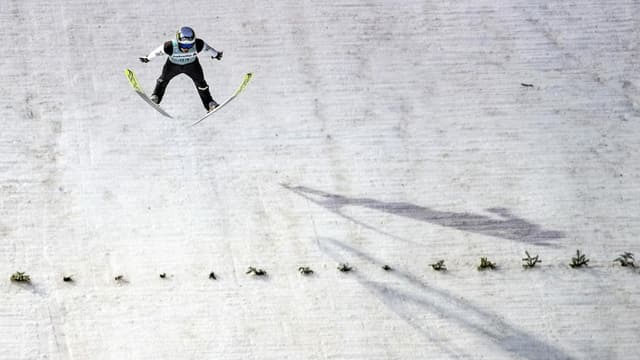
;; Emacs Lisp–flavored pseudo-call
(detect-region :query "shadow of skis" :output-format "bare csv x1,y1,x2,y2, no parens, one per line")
283,184,564,246
318,237,575,360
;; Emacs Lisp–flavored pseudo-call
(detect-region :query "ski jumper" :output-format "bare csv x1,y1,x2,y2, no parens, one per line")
145,39,222,110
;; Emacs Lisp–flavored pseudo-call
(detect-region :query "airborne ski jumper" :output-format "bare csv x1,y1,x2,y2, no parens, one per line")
139,26,223,112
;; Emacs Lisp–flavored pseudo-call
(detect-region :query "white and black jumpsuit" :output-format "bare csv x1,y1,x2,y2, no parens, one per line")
144,39,222,110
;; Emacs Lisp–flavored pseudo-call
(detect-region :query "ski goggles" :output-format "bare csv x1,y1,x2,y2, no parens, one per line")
178,42,194,49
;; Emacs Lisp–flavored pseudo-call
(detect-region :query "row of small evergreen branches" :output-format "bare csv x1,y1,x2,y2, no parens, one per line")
8,251,636,284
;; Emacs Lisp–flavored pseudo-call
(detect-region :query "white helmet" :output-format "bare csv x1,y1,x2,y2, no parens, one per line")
176,26,196,49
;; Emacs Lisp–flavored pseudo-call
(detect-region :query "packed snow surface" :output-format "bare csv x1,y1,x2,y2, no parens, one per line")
1,0,639,359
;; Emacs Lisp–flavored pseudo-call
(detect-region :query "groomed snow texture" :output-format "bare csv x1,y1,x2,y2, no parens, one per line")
1,1,639,359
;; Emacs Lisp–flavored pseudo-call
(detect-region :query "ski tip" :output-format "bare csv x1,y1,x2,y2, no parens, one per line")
125,68,136,80
243,73,253,85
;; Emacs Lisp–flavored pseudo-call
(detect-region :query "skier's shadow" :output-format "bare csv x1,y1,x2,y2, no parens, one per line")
319,237,575,360
283,184,564,246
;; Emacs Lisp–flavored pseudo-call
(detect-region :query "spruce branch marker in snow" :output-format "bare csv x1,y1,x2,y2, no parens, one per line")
246,267,267,276
570,250,590,268
209,272,217,280
337,263,352,272
431,260,447,271
614,252,635,268
522,251,542,268
10,272,31,283
298,267,314,275
478,257,497,271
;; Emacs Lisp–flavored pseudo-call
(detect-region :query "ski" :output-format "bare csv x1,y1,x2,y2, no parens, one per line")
190,72,253,127
124,68,173,118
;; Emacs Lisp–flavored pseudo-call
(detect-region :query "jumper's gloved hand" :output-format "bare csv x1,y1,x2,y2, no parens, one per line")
139,57,150,63
213,51,223,61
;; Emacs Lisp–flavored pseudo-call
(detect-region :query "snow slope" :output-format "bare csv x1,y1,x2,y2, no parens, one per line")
1,0,639,359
